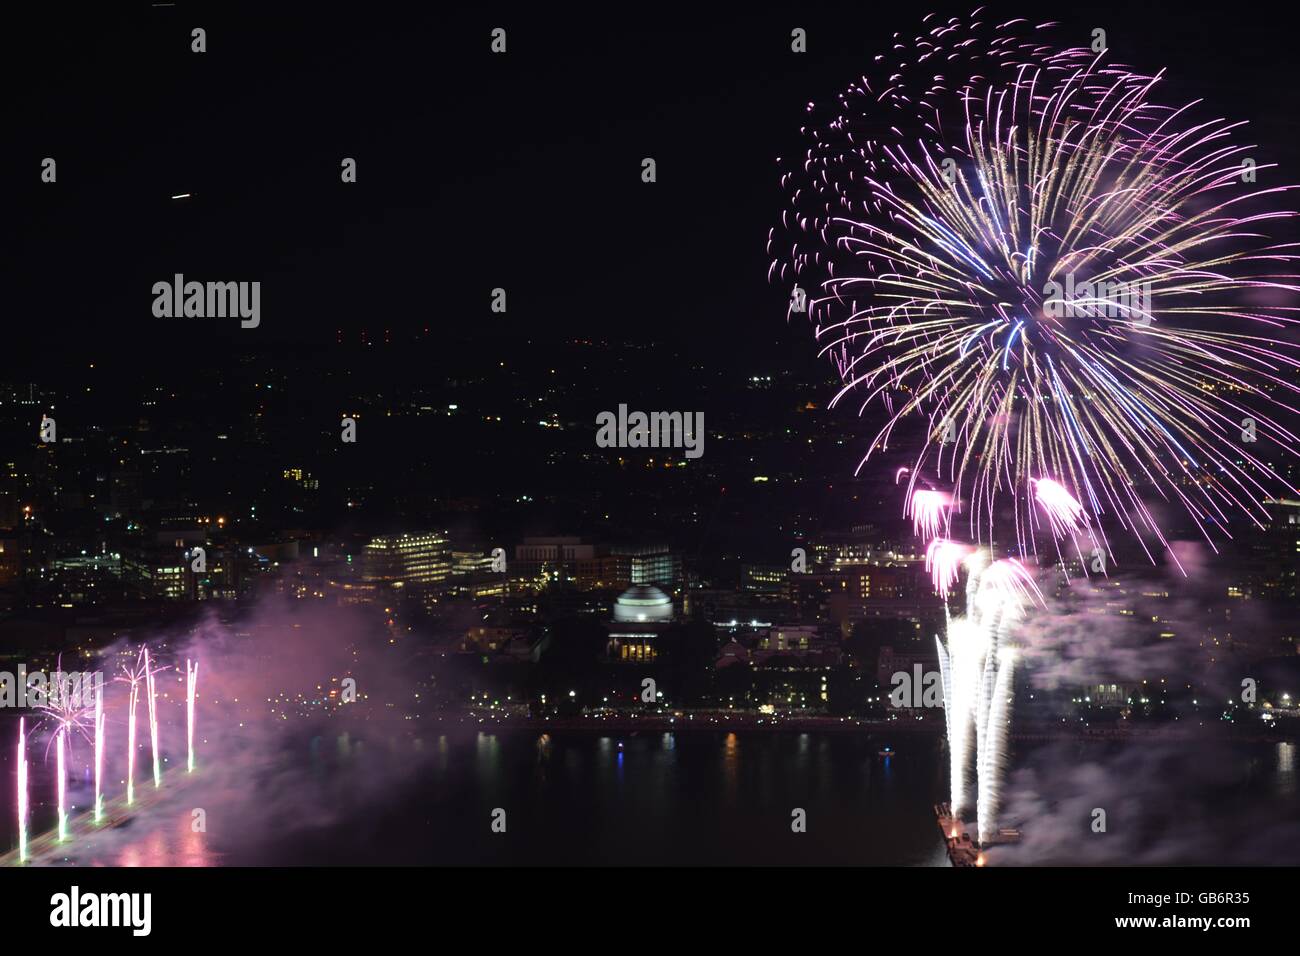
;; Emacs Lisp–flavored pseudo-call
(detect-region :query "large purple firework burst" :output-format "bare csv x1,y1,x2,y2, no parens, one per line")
769,11,1300,570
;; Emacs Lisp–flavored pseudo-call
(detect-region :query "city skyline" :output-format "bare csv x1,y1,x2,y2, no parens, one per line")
0,1,1293,940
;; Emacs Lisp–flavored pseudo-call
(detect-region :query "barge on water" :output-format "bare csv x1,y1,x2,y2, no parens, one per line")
934,802,1021,867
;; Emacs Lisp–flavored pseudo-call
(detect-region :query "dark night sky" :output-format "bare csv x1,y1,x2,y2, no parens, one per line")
3,1,1298,375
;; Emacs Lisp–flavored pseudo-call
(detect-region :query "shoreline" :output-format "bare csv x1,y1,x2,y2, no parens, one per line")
415,712,1299,743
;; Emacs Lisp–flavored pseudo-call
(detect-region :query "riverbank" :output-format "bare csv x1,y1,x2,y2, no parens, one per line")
422,710,1299,743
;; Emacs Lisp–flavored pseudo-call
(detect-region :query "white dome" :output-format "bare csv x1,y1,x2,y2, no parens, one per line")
613,585,673,623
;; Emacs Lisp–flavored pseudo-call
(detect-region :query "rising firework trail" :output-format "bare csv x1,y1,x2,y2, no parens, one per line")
771,11,1300,570
56,730,67,842
126,680,138,804
10,649,191,861
94,685,105,823
28,660,98,846
116,648,160,805
186,659,199,773
145,648,160,788
31,659,98,757
16,719,27,863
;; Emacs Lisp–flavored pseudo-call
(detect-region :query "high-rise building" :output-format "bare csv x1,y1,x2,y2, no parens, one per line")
362,531,453,591
513,536,597,590
742,563,789,603
611,544,681,590
1249,498,1300,600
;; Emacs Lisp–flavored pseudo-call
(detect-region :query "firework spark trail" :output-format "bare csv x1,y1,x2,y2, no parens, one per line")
932,547,1038,845
1031,475,1094,577
56,730,67,842
939,616,981,819
16,647,191,858
978,646,1017,845
934,633,958,816
31,659,98,757
94,685,105,823
1032,477,1087,539
145,648,160,788
26,659,98,847
926,538,971,598
117,654,147,805
908,488,952,540
16,719,27,863
186,659,199,773
973,558,1029,846
772,13,1300,567
127,680,138,804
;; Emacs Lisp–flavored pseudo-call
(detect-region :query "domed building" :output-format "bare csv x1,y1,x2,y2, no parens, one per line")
609,585,674,661
613,585,673,623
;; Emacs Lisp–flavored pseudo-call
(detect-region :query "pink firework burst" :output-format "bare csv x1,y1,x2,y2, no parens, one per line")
925,538,971,598
907,488,952,540
1032,478,1087,538
980,558,1045,613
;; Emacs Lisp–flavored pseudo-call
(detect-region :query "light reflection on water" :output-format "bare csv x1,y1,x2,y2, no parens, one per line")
108,817,218,867
6,730,1296,866
24,786,221,867
16,729,947,866
1278,741,1295,797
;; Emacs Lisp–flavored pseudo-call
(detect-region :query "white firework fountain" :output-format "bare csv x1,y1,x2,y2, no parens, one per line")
933,549,1037,846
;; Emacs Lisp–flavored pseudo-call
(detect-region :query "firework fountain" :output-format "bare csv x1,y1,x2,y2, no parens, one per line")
118,646,165,800
8,644,199,865
933,548,1040,845
29,661,98,849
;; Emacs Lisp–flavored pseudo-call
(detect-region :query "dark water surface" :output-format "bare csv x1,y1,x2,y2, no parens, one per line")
257,730,951,865
4,728,1296,865
5,729,950,865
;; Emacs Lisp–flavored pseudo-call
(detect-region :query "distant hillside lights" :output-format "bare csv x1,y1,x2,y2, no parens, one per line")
152,274,260,328
596,404,704,459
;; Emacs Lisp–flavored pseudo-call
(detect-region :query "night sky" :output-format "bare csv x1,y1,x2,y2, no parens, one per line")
5,1,1297,376
4,3,1300,899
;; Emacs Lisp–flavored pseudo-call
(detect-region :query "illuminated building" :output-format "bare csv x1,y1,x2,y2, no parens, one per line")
742,564,789,602
48,553,126,606
612,544,681,590
513,536,596,590
122,556,190,601
1249,498,1300,600
361,531,452,590
513,538,681,593
608,585,673,661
